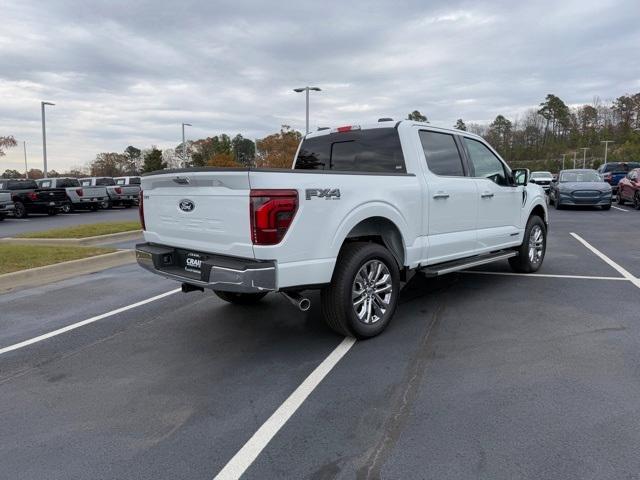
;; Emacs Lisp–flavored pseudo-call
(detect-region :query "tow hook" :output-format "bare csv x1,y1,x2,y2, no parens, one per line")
280,291,311,312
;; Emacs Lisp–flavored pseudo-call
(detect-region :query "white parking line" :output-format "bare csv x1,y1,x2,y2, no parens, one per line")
571,233,640,289
463,271,627,281
611,206,629,212
0,288,181,356
214,336,356,480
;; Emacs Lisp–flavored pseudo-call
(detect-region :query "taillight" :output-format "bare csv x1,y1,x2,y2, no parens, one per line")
138,191,146,230
28,192,38,201
76,188,83,197
114,187,123,194
603,173,612,183
250,189,298,245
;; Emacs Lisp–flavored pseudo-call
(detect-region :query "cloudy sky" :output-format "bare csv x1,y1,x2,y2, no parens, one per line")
1,0,639,172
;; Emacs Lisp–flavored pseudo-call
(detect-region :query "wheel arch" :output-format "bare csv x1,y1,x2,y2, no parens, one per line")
338,216,407,268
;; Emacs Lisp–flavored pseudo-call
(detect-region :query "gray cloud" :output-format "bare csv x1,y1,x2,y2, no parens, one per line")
1,0,639,171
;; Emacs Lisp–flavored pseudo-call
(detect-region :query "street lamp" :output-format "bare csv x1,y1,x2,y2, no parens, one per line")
293,86,321,134
572,151,577,169
580,147,589,168
601,140,614,164
41,101,55,177
181,123,192,167
560,153,566,170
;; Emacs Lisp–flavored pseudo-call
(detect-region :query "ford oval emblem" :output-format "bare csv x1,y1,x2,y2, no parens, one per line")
179,199,195,212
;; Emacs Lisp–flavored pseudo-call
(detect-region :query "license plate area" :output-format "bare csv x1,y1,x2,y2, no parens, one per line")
175,249,210,280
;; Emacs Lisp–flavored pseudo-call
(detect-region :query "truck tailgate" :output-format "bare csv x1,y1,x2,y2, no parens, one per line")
141,170,254,258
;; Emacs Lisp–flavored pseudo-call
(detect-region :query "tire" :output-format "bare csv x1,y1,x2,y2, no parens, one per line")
90,204,100,211
101,200,111,209
123,203,132,209
601,204,611,211
13,201,27,218
0,215,4,222
554,198,563,210
61,203,73,214
634,192,640,210
509,215,547,273
617,192,626,205
47,208,58,216
320,242,400,338
214,290,267,305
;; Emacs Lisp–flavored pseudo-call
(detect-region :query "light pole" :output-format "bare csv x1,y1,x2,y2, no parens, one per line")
181,122,192,167
601,140,614,164
293,86,321,134
41,101,55,177
561,153,566,170
23,141,28,178
580,147,589,168
572,151,577,169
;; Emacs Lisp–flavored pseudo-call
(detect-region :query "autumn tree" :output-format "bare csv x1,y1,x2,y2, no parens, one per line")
90,152,129,176
143,147,166,173
207,151,239,168
232,134,256,166
256,126,302,169
191,135,232,167
27,168,44,179
0,136,17,157
407,110,428,122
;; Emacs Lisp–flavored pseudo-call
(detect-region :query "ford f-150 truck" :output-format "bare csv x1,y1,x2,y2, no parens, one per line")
136,121,548,338
114,176,141,205
0,191,15,220
0,179,68,218
80,177,137,208
36,177,108,212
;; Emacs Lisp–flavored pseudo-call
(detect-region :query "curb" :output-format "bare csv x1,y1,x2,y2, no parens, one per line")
0,250,136,292
1,230,143,246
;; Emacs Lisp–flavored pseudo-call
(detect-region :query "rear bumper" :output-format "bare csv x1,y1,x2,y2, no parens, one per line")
136,242,277,293
0,202,15,213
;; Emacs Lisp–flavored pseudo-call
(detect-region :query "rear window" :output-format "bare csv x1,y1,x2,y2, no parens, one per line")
129,177,141,185
420,131,465,177
295,128,406,173
79,179,92,186
96,177,115,186
2,180,38,190
57,178,80,188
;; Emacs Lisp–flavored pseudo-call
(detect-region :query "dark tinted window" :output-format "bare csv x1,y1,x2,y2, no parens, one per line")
464,138,509,186
7,180,38,190
129,177,141,185
602,162,640,173
419,131,464,176
295,128,405,172
57,178,80,188
96,177,115,186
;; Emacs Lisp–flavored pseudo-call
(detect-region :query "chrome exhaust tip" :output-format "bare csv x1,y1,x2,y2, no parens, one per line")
281,291,311,312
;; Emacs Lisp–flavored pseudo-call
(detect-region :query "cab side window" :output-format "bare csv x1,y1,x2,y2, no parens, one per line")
463,138,509,186
419,131,465,176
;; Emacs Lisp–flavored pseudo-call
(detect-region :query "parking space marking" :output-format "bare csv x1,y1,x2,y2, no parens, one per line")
611,206,629,212
214,336,356,480
463,271,626,281
0,288,181,356
571,232,640,289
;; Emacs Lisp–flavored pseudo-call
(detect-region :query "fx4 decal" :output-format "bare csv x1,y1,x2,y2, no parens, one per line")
305,188,341,200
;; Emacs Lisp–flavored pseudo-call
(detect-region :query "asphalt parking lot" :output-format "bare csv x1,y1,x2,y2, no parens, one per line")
0,207,139,238
1,205,639,479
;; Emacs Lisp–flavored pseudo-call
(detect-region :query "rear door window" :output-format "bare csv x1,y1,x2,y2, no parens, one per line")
295,128,405,173
129,177,141,185
96,177,115,186
419,130,465,176
57,178,80,188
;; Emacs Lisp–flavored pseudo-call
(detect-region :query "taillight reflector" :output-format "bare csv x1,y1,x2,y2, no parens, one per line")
334,125,361,133
28,192,38,201
114,187,123,194
138,191,146,230
250,189,298,245
76,188,83,197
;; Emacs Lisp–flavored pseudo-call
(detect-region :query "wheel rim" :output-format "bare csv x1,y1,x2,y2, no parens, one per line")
352,259,393,325
635,193,640,209
528,225,544,264
15,204,25,217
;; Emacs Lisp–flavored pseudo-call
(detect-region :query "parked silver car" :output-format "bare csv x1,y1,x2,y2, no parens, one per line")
0,191,15,220
37,177,108,212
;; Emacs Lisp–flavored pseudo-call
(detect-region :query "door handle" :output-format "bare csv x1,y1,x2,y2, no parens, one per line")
481,192,494,198
432,192,450,199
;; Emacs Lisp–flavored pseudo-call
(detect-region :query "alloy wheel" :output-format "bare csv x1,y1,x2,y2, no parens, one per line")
528,225,544,264
352,259,393,325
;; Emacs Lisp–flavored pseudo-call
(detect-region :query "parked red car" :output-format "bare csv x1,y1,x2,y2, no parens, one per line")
617,168,640,209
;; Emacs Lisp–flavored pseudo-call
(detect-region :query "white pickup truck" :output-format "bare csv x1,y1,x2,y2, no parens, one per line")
136,121,548,338
80,177,138,208
37,177,107,212
0,191,14,220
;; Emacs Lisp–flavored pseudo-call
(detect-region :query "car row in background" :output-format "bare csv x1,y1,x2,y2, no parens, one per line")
0,176,141,219
597,162,640,194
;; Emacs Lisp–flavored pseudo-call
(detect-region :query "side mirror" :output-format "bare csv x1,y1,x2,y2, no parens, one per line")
512,168,529,186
